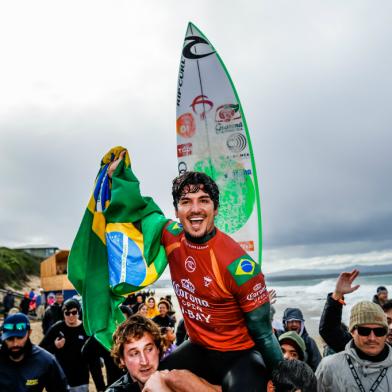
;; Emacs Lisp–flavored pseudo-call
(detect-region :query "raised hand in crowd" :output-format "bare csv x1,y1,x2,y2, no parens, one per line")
332,269,360,301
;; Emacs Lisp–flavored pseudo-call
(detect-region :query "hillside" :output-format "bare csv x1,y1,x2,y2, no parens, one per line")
0,247,40,289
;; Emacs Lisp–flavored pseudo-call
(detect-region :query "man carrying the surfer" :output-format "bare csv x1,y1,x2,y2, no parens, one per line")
108,151,283,391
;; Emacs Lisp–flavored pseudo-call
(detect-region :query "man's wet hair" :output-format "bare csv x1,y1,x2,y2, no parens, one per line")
272,360,317,392
172,171,219,210
111,314,163,368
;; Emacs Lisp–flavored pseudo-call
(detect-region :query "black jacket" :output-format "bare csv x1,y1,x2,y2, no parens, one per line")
0,341,68,392
105,373,141,392
42,303,63,334
282,307,322,371
319,293,351,353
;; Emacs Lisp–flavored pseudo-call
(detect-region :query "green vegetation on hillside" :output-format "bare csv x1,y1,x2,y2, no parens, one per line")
0,247,40,289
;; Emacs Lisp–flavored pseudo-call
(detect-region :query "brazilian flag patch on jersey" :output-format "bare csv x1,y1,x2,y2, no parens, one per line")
227,255,260,286
166,221,183,236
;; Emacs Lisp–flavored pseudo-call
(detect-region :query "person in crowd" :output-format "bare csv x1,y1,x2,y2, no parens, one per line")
161,326,177,360
319,269,392,352
281,307,321,371
47,292,55,306
137,303,148,317
42,291,64,334
120,304,134,318
2,289,15,319
0,313,68,392
152,299,175,329
146,296,159,319
104,152,282,390
373,285,389,306
29,288,35,300
19,292,31,315
131,293,145,314
40,298,95,392
278,331,307,362
316,300,392,391
107,314,220,392
36,288,46,320
270,360,317,392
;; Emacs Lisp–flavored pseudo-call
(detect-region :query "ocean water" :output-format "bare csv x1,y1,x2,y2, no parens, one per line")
152,273,392,341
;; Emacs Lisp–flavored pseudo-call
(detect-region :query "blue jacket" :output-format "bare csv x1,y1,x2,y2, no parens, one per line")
0,342,68,391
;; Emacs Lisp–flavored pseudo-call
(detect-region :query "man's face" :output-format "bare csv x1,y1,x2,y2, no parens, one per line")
55,293,64,305
281,342,300,361
286,320,301,333
158,304,168,317
4,331,31,361
136,295,143,304
378,291,388,302
120,333,159,388
175,187,217,238
384,308,392,345
351,323,387,356
64,307,79,327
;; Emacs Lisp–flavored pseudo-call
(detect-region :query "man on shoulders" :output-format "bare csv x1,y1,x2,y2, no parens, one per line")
316,301,392,391
0,313,68,392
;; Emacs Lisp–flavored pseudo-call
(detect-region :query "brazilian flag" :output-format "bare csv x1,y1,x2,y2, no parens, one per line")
68,147,169,350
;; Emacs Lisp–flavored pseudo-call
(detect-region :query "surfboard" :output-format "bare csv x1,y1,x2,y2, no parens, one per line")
176,22,262,263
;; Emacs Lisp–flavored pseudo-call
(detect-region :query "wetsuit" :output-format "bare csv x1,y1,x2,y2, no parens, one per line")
159,222,281,391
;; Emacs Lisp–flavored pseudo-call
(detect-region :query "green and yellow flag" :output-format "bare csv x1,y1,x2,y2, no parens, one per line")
68,147,168,349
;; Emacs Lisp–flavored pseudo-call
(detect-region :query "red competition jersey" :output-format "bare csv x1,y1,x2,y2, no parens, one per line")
161,221,269,351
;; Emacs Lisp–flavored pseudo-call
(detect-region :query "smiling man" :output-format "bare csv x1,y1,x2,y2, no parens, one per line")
0,313,67,392
106,154,283,390
316,301,392,391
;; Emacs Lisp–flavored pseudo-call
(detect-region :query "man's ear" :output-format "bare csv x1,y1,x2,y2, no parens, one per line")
120,357,125,368
175,209,179,218
214,208,218,217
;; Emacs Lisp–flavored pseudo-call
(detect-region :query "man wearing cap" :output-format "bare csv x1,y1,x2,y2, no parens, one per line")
0,313,68,392
373,286,389,307
281,307,321,371
40,298,94,392
278,331,307,362
316,300,392,391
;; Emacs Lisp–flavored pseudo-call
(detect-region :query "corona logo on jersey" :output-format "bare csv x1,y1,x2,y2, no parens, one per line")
227,255,260,286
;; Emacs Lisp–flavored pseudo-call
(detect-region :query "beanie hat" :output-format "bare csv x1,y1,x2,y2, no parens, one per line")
377,286,388,293
349,300,388,332
62,298,81,313
279,331,306,361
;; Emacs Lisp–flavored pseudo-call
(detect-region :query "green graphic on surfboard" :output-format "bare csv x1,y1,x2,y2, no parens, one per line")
176,22,262,263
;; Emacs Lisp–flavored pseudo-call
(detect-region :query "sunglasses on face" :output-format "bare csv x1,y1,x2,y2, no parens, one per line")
64,310,78,316
3,323,28,331
356,326,387,337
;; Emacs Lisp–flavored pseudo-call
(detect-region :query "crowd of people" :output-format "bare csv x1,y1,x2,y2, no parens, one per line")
1,159,392,391
1,269,391,391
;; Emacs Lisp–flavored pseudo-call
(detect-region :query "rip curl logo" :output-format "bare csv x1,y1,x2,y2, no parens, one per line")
185,256,196,273
182,35,215,59
181,278,195,293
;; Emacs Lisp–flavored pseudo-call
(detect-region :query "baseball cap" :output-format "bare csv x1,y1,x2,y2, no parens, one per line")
1,313,30,341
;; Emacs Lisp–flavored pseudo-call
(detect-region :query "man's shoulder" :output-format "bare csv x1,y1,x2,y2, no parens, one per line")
163,221,184,237
29,344,57,363
106,373,140,392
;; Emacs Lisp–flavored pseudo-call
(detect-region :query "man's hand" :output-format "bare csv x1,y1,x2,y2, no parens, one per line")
268,289,277,305
332,269,360,301
163,369,221,392
54,337,65,349
108,150,126,178
142,371,173,392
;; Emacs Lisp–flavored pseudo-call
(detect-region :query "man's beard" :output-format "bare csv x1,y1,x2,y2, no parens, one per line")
2,338,32,361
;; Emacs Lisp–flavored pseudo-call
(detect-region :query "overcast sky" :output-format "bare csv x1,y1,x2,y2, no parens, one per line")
1,1,391,273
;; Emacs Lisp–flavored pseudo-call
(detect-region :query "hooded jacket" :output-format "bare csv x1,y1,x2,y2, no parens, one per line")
316,341,392,391
282,307,321,371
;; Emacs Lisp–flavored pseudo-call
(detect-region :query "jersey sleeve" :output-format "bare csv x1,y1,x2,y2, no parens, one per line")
225,254,269,313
